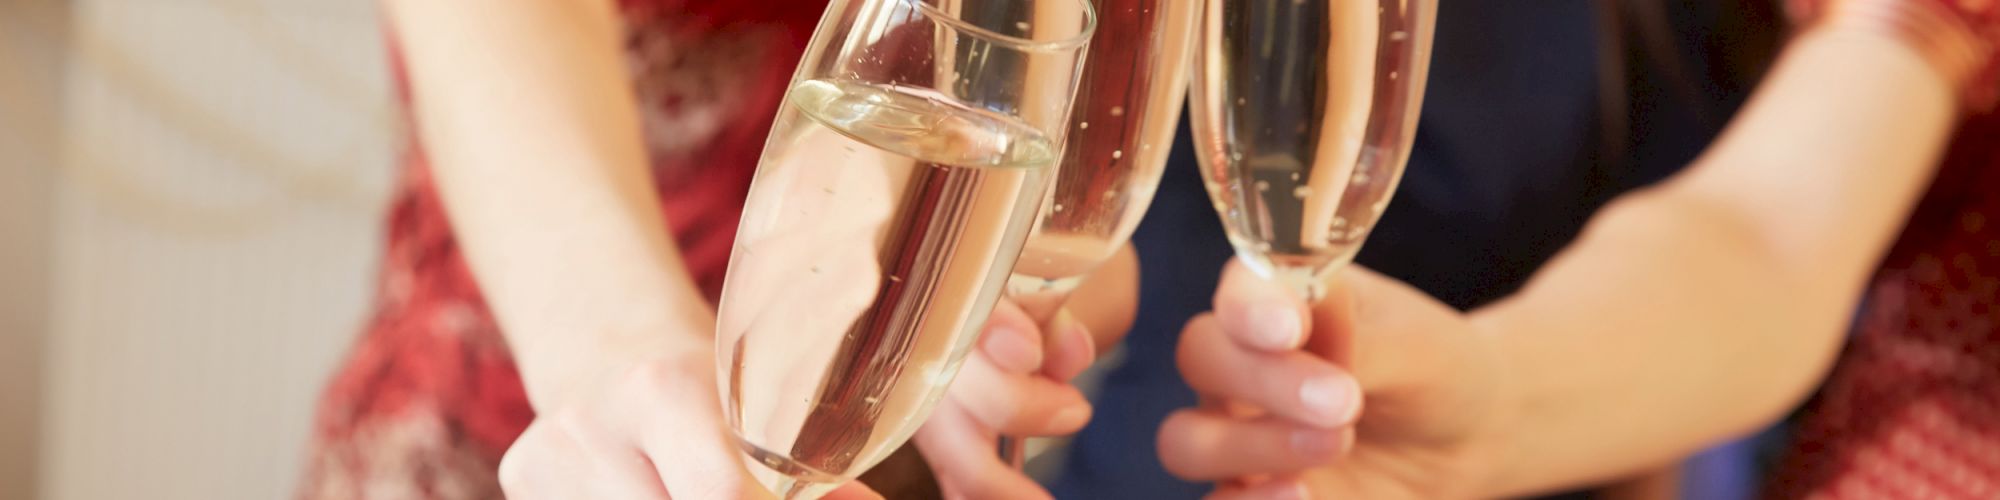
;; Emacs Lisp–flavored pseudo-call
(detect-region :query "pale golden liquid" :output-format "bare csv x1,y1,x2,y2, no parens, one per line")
1190,0,1434,296
715,79,1056,496
1011,0,1197,294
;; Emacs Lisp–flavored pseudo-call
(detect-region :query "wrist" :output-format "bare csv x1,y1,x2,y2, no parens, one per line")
512,312,715,411
1461,314,1530,499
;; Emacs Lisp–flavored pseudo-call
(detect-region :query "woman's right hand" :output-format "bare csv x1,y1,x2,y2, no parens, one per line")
496,339,883,500
1157,260,1511,499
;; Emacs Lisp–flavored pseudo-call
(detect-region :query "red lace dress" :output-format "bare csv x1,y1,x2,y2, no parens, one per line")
297,2,824,498
1773,116,2000,498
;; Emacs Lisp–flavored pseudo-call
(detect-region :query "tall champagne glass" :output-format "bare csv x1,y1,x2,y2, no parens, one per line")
1190,0,1435,299
996,0,1198,467
713,0,1095,498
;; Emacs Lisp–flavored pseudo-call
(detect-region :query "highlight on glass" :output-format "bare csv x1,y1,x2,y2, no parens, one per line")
1191,0,1436,300
995,0,1198,467
711,0,1096,497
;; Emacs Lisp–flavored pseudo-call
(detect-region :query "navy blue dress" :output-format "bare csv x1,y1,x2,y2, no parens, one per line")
1050,1,1772,498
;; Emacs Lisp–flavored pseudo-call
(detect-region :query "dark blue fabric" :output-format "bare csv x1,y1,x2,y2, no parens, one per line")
1048,1,1767,499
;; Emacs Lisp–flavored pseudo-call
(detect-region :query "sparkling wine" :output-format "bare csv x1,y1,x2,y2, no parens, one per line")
715,78,1057,497
1191,0,1434,296
1010,0,1197,294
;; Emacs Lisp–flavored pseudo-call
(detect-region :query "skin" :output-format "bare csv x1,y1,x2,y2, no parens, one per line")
1162,23,1961,500
379,0,1137,498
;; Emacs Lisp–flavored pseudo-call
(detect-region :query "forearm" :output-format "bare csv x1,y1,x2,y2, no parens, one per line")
1471,28,1956,496
384,0,713,410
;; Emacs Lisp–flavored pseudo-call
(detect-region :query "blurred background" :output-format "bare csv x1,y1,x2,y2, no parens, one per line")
2,0,393,498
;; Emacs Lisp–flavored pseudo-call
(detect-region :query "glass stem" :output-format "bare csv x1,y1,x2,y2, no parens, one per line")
1265,262,1333,303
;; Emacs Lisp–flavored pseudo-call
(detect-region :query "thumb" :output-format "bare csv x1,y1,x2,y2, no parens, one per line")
1308,265,1460,391
1213,259,1315,352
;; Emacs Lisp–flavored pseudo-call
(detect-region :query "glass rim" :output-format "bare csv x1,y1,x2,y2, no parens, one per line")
909,0,1098,52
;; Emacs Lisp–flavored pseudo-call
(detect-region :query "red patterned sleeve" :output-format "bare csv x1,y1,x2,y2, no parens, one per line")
1787,0,2000,112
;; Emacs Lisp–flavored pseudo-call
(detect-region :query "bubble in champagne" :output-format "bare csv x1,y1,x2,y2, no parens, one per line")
1391,31,1409,41
1289,172,1300,181
1254,180,1270,192
1109,106,1125,116
1331,216,1349,228
1080,121,1090,130
1015,21,1030,31
1053,203,1065,212
1112,150,1123,159
1292,186,1312,199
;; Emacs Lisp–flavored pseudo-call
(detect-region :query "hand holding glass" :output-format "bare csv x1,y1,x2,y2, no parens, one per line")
713,0,1095,498
996,0,1198,467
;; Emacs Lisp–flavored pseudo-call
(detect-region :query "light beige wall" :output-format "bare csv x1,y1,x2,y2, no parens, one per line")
0,1,70,498
35,0,395,498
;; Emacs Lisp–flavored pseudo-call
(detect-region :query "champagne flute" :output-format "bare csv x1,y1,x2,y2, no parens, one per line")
995,0,1198,467
713,0,1095,498
1190,0,1436,300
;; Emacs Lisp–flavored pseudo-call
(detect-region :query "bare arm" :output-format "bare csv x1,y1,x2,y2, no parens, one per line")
1474,27,1958,496
380,0,713,410
379,3,1137,497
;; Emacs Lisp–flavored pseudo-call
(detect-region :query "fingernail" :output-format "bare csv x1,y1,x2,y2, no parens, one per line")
1064,316,1094,357
1298,374,1358,425
1290,429,1343,457
1250,304,1302,349
982,326,1041,373
1051,404,1092,430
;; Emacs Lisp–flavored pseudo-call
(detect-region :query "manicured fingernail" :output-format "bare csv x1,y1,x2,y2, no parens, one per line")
1250,304,1302,349
982,326,1041,373
1051,404,1092,429
1290,429,1343,457
1298,374,1358,425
